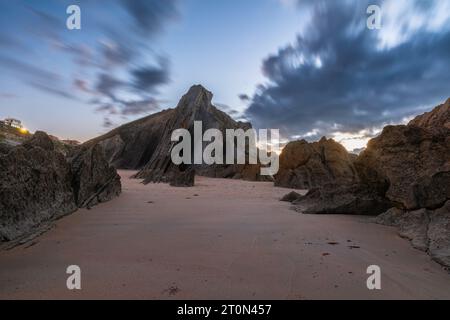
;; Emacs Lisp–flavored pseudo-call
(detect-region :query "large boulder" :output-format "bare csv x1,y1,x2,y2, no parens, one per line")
69,144,121,208
0,131,121,242
291,183,392,216
0,132,76,241
275,137,358,189
355,124,449,210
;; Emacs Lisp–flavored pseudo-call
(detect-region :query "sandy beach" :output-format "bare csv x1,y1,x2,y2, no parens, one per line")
0,170,449,299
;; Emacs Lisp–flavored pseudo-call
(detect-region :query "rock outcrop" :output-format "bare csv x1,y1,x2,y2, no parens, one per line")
0,131,121,242
134,85,267,186
376,201,450,267
275,137,358,189
89,85,268,186
85,109,174,169
69,144,122,208
280,191,303,202
355,124,449,210
286,98,450,267
289,183,392,215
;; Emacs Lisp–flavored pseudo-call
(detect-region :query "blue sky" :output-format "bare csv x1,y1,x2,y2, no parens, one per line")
0,0,302,141
1,0,449,150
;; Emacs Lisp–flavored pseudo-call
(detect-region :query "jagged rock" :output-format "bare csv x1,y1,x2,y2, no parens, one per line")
0,133,76,241
85,109,174,169
23,131,55,151
376,201,450,267
69,144,122,208
280,191,303,202
90,85,266,184
275,137,358,189
135,85,265,186
0,132,121,242
292,183,392,215
408,98,450,133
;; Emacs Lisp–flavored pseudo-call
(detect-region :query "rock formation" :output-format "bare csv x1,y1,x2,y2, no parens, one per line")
285,98,450,267
134,85,267,186
85,109,174,169
280,191,303,202
275,137,358,189
89,85,268,186
69,144,122,208
355,123,449,211
376,201,450,267
290,183,392,215
0,131,121,242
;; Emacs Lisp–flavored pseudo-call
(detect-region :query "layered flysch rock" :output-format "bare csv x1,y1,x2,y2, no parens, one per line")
0,131,121,242
134,85,267,186
275,137,358,189
85,109,174,169
90,85,268,186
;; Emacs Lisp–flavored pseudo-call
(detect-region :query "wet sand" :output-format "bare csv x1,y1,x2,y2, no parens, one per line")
0,170,449,299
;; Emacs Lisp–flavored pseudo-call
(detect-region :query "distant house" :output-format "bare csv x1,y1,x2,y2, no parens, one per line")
4,118,23,129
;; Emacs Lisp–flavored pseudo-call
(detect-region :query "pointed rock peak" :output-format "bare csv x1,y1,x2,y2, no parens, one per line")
187,84,212,97
177,84,213,110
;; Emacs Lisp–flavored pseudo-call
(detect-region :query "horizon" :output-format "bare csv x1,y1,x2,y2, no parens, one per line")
1,0,450,151
2,83,448,153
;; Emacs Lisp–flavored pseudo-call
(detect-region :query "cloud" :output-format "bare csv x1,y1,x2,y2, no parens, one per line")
0,0,179,128
0,55,58,81
131,57,170,92
121,0,179,35
238,94,250,101
245,0,450,141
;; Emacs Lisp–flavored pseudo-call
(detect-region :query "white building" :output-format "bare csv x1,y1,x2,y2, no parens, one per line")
4,118,23,129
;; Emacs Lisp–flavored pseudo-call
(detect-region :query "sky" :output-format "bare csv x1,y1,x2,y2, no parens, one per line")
0,0,449,151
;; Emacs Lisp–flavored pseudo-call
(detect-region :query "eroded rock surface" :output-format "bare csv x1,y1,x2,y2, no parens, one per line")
275,137,358,189
135,85,266,186
0,132,121,242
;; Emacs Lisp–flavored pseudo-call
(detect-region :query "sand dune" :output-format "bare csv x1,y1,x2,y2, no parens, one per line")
0,170,449,299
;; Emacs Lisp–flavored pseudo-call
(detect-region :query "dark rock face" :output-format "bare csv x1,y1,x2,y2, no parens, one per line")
135,85,265,186
69,144,121,208
291,183,392,215
0,132,121,242
0,132,76,241
90,85,267,186
280,191,303,202
275,137,358,189
85,109,174,169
